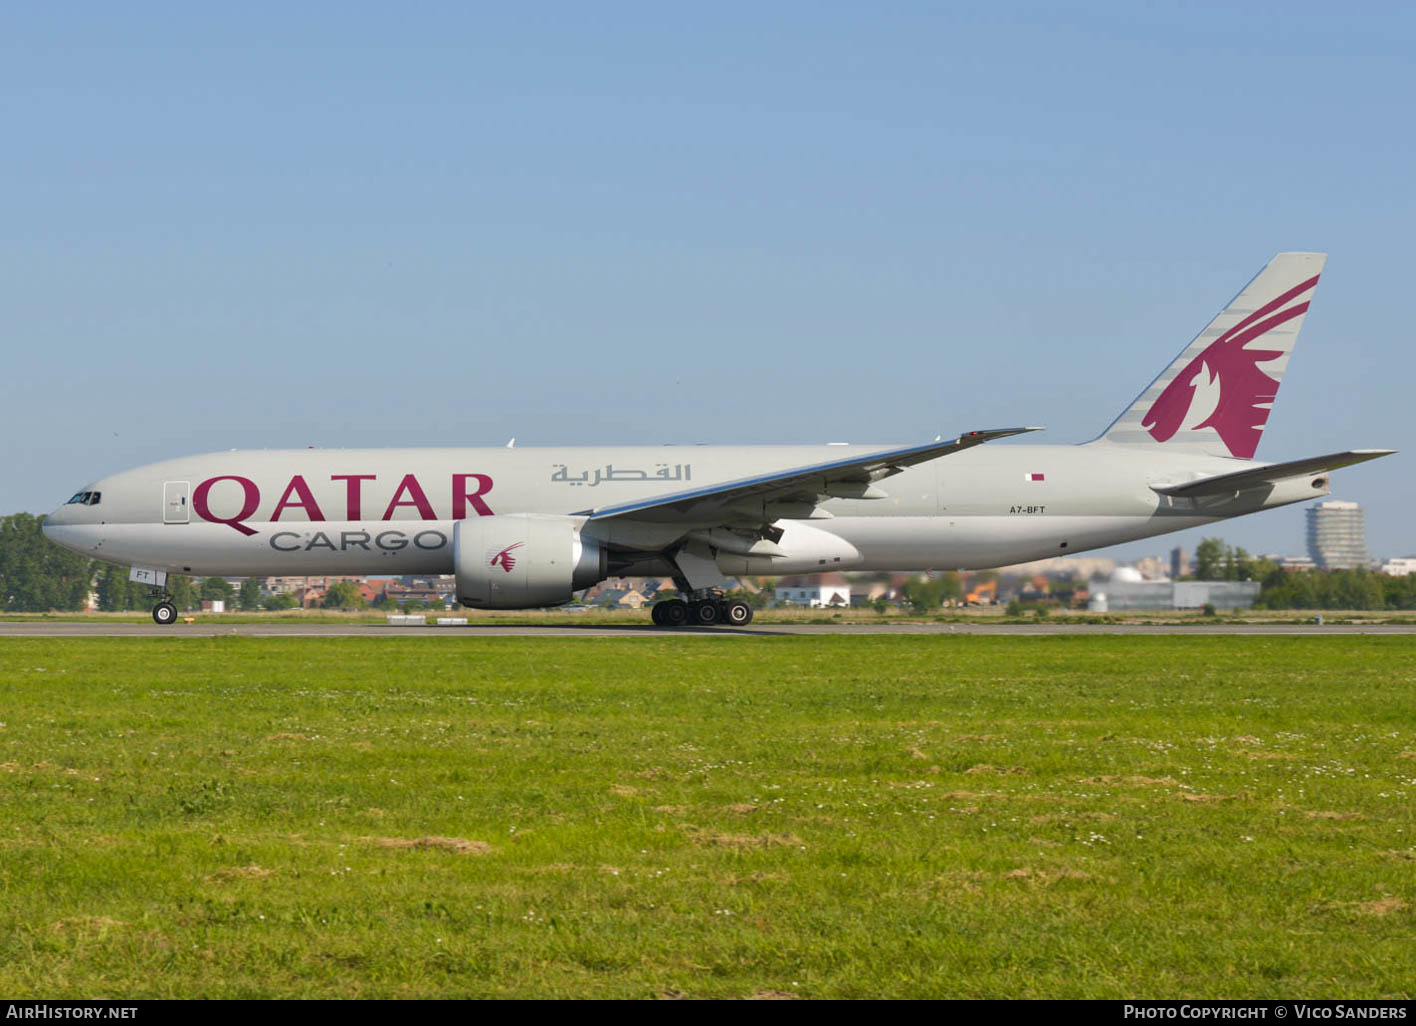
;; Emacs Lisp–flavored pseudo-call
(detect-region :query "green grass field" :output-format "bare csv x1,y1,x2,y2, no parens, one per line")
0,636,1411,998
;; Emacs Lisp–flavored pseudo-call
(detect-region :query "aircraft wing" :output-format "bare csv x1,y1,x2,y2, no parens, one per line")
1151,449,1396,498
577,427,1041,524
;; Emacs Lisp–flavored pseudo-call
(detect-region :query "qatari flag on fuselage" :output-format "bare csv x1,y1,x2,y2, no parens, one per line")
1025,472,1045,482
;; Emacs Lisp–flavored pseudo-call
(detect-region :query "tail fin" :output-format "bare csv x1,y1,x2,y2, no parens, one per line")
1098,252,1326,459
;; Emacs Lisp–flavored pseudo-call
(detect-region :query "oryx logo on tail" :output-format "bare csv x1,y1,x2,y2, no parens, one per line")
1140,274,1320,459
489,542,525,573
1098,253,1326,458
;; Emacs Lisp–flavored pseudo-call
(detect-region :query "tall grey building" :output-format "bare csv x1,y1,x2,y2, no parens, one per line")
1306,500,1369,569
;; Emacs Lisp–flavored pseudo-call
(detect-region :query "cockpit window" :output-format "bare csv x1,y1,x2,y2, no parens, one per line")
66,491,101,506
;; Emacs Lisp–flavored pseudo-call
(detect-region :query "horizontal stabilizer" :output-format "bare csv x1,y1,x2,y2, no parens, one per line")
1151,450,1395,498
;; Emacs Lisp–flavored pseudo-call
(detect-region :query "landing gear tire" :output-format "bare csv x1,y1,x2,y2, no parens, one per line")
658,599,689,628
723,600,753,626
152,601,177,626
691,601,721,626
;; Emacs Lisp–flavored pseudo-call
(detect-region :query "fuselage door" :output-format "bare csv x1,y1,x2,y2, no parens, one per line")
163,481,190,524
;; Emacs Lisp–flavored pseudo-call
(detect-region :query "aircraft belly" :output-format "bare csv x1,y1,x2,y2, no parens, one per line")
814,515,1220,571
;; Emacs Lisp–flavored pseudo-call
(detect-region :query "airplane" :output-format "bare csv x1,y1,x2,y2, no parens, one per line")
42,252,1394,626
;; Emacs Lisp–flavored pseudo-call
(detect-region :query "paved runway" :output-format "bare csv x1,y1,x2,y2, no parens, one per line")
2,621,1414,638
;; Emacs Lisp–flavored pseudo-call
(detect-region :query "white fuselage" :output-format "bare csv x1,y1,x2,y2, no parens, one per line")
41,441,1321,578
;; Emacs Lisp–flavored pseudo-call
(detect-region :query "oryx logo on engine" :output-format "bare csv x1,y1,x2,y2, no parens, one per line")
489,542,525,573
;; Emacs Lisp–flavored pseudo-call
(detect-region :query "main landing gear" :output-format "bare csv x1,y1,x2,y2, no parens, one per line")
650,592,754,628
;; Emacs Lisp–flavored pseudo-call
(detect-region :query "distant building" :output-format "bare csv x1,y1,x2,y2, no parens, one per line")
583,578,636,604
358,580,388,604
844,578,892,605
384,584,447,608
1380,557,1416,576
594,587,649,609
1170,546,1190,580
1088,568,1259,611
1133,556,1169,581
397,575,456,598
775,573,852,608
1306,501,1369,569
999,555,1116,579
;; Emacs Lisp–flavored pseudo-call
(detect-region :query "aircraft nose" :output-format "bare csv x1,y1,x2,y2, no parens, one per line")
41,518,99,557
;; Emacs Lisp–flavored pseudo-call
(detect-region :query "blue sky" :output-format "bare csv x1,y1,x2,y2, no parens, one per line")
3,2,1412,560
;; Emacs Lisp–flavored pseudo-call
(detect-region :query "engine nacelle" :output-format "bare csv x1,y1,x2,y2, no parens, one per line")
454,515,606,609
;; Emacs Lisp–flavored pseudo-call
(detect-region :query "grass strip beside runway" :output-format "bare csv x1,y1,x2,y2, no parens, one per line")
0,636,1411,998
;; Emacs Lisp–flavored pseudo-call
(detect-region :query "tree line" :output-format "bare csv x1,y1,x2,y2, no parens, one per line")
1191,537,1416,610
1,512,263,612
1,512,399,612
0,514,94,611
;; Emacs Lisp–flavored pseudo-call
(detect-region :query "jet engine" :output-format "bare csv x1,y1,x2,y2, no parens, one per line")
454,515,607,609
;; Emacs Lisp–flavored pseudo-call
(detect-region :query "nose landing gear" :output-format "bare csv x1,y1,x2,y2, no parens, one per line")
152,600,178,625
